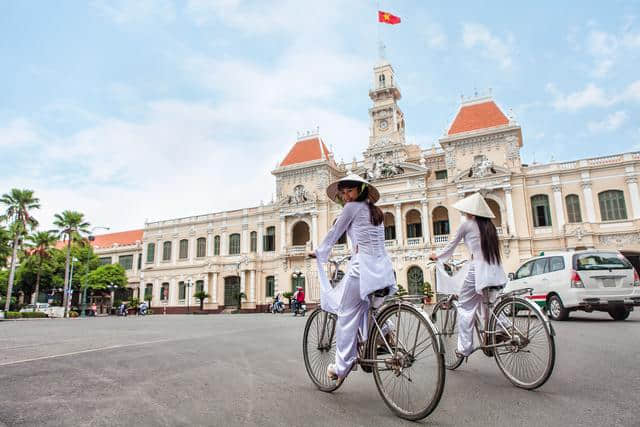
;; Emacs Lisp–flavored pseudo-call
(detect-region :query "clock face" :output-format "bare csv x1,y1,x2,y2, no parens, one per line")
379,119,388,131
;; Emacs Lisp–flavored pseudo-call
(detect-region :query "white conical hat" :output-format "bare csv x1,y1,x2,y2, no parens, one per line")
452,192,495,218
326,173,380,204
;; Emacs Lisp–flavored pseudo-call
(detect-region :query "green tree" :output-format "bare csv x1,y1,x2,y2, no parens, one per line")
0,225,11,269
52,210,90,317
0,189,40,311
86,264,127,290
25,231,58,304
193,290,210,311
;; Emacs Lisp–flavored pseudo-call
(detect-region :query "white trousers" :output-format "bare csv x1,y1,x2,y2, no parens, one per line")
334,261,368,377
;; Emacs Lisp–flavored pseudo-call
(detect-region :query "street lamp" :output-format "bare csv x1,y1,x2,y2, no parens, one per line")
186,279,193,313
81,226,110,318
68,257,79,314
107,282,117,315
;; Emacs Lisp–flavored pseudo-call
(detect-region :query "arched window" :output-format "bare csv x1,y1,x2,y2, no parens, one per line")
378,73,386,88
384,212,396,240
161,283,169,301
144,283,153,301
264,226,275,252
292,273,305,291
432,206,450,235
531,195,552,227
229,233,241,255
565,195,582,223
599,190,627,221
196,280,204,294
214,235,220,255
162,241,172,261
407,266,424,295
146,242,155,263
266,276,275,297
292,221,310,246
178,281,186,300
406,209,422,238
196,237,206,258
179,239,189,259
250,231,257,252
485,198,502,227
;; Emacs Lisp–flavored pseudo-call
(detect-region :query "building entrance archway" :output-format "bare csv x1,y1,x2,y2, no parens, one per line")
224,276,240,307
407,266,424,295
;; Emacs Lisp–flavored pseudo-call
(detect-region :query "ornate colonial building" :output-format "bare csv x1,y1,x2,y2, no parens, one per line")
91,59,640,313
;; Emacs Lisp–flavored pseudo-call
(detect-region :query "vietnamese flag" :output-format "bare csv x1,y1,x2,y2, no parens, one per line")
378,10,401,25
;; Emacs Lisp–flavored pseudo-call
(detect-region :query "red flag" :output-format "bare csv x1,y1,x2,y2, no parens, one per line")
378,10,401,25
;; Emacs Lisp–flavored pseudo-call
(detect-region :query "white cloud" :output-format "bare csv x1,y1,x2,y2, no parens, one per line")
91,0,175,24
587,111,628,133
0,118,40,147
461,23,514,69
577,25,640,77
547,80,640,111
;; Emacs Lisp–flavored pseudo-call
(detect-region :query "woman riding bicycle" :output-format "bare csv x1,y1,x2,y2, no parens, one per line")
429,192,507,359
309,174,396,381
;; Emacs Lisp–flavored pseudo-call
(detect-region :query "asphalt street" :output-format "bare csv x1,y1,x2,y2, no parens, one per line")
0,310,638,426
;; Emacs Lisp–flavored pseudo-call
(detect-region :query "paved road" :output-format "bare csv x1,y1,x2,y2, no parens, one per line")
0,310,638,426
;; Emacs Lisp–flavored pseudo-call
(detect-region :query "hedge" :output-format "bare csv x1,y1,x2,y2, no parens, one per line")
3,311,49,319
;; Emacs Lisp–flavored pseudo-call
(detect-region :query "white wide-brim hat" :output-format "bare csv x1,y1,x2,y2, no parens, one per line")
326,173,380,204
452,192,495,218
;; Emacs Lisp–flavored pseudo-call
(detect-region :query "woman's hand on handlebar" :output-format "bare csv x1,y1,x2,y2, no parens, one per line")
428,252,438,261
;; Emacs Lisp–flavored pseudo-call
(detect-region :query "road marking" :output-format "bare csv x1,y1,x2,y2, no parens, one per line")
0,338,174,367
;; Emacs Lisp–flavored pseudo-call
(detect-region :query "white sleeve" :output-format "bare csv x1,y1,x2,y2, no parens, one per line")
315,202,358,263
436,220,468,262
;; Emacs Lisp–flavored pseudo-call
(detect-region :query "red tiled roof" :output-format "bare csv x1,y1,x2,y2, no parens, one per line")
55,229,143,249
448,100,509,135
280,137,331,167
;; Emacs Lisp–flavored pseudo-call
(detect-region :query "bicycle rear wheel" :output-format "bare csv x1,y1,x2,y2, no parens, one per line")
302,309,344,392
431,300,464,370
371,303,445,421
490,297,555,390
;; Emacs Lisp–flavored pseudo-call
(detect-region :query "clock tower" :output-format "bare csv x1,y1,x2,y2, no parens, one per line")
368,59,405,150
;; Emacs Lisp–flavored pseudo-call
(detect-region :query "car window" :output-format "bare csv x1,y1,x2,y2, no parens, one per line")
532,258,549,276
515,261,534,279
574,252,632,271
549,256,565,272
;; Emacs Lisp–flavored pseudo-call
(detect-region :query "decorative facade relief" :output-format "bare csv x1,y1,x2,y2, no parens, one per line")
363,155,405,180
469,155,495,178
598,233,640,246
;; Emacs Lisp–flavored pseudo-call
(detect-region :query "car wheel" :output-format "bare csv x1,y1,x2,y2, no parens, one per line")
608,307,631,321
547,295,569,321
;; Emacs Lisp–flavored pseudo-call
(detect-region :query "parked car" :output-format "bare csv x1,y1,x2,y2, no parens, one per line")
19,303,50,313
505,250,640,321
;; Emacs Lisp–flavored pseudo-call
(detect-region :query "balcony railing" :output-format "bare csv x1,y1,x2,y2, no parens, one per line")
495,226,503,235
384,240,396,248
407,237,423,247
434,234,449,244
333,244,347,252
287,245,306,256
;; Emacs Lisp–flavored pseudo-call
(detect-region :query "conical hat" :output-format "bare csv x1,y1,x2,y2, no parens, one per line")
326,173,380,204
452,192,495,218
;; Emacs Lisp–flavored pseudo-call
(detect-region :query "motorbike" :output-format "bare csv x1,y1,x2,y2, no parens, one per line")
117,305,128,316
271,301,284,314
293,301,307,317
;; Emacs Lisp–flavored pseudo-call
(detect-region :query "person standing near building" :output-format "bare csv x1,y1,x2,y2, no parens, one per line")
429,192,507,359
310,174,396,381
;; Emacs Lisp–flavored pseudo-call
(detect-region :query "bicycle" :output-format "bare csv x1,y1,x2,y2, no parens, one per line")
302,256,445,421
428,260,556,390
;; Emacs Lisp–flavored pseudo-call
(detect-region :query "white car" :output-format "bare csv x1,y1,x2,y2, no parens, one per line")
19,303,50,313
505,250,640,321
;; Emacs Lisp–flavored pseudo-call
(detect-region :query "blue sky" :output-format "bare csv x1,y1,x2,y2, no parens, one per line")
1,0,639,232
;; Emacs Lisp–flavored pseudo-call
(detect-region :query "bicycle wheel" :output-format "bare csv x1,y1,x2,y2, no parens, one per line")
431,300,464,370
490,297,555,390
302,309,344,392
371,303,445,421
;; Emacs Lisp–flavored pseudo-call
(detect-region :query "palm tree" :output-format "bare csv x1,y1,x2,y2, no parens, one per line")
0,224,11,269
52,210,90,317
26,231,58,305
0,189,40,312
193,290,210,312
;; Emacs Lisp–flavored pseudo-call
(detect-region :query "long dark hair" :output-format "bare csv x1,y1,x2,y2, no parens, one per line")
337,181,384,226
475,216,501,265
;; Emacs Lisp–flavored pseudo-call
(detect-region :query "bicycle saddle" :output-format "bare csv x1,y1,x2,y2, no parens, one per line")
372,287,391,297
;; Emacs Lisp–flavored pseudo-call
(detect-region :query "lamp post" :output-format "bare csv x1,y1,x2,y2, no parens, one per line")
67,257,79,314
82,226,110,318
107,282,116,315
186,279,193,313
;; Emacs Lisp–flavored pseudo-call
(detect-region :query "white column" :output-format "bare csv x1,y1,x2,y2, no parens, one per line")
241,224,249,254
311,213,318,251
240,270,246,307
420,201,430,244
249,270,255,303
153,279,161,306
189,238,195,264
505,188,517,236
280,216,287,254
221,230,228,256
582,182,596,222
257,221,264,256
156,240,162,266
207,233,213,257
172,239,178,264
626,176,640,219
394,203,404,246
212,273,218,303
169,279,178,306
552,185,565,231
139,281,145,302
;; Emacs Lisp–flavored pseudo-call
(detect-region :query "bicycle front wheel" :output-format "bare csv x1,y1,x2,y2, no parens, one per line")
302,309,344,392
491,297,556,390
371,303,445,421
431,299,464,370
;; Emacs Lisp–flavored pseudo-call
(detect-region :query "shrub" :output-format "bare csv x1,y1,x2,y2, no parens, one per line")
6,311,21,319
68,310,79,318
21,311,48,318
